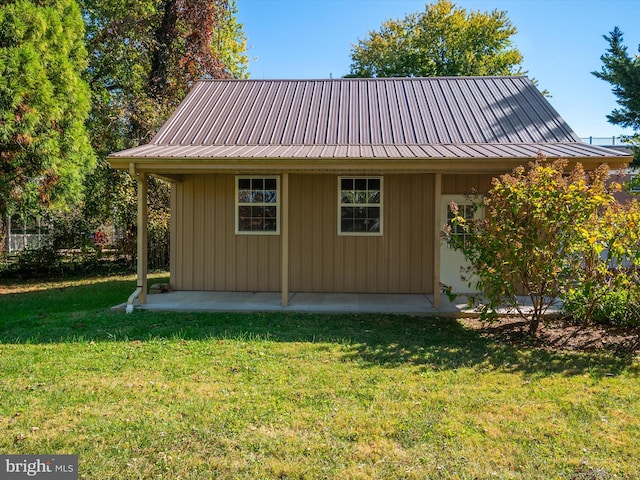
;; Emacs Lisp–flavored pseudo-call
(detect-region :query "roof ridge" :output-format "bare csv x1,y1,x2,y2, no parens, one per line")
196,76,529,82
150,140,610,146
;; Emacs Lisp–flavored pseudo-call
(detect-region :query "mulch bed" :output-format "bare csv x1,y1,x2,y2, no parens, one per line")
462,317,640,353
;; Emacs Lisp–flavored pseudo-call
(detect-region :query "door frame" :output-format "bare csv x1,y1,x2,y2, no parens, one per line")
440,194,483,295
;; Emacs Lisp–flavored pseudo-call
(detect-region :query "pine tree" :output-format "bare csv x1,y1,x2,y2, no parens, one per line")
0,0,95,252
593,27,640,166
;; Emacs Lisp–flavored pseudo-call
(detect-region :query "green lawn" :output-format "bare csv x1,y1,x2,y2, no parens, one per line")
1,274,639,479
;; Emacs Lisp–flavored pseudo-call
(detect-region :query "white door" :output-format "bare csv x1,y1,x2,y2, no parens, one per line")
440,195,483,294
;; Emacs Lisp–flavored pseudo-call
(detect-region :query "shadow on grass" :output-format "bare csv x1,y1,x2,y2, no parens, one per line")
1,284,637,378
0,278,138,316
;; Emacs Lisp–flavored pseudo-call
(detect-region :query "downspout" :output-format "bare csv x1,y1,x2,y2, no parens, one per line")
126,163,148,313
126,287,142,313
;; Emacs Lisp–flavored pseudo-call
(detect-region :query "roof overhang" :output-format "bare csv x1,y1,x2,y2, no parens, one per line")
112,156,631,180
109,143,631,180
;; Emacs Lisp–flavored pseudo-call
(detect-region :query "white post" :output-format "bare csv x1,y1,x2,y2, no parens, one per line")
137,172,148,305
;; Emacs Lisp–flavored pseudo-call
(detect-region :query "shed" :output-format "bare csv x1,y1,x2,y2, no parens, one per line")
108,76,630,309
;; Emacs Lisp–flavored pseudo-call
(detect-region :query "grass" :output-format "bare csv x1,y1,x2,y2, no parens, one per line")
1,274,639,479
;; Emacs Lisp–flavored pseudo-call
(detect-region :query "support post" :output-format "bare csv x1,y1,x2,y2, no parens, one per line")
281,173,289,306
433,173,442,308
137,171,149,305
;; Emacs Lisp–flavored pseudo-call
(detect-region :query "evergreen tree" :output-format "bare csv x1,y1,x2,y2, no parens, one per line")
593,27,640,166
0,0,94,253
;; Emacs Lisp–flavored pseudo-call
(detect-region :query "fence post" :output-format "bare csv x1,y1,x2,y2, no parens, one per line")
5,215,10,253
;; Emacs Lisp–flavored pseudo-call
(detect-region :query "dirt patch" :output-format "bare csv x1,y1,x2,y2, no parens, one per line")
462,317,640,353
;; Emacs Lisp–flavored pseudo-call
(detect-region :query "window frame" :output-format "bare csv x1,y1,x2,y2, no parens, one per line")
235,175,280,235
337,176,383,236
446,202,475,248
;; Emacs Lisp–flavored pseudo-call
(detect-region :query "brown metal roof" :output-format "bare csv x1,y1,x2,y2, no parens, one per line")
111,142,622,160
109,77,630,162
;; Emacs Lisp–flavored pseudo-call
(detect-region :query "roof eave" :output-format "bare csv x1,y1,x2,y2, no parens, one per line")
108,155,631,176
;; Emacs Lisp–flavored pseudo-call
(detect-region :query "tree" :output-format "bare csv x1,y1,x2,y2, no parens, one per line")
446,156,639,335
0,0,95,254
213,0,249,81
82,0,247,157
349,0,523,78
593,27,640,167
563,194,640,326
80,0,248,264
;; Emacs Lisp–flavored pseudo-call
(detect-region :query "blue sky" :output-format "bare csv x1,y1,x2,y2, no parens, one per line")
236,0,640,140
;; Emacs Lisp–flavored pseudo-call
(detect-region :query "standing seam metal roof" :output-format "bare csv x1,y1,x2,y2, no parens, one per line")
110,77,629,161
152,77,580,146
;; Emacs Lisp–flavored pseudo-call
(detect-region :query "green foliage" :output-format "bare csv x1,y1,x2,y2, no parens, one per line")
564,287,640,327
147,180,170,269
82,0,248,151
349,0,523,78
446,157,640,334
3,245,134,277
0,0,95,250
0,0,248,267
565,194,640,326
1,209,134,277
5,245,62,277
213,0,249,80
80,0,248,268
593,27,640,166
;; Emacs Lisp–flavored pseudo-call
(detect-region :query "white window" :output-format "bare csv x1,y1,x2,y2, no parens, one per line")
235,176,279,234
338,177,383,235
446,202,475,248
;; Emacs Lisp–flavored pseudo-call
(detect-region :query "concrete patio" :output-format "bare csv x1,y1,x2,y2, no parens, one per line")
113,291,559,317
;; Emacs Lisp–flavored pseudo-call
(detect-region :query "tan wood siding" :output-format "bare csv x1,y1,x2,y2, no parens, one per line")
442,174,494,194
289,174,434,293
171,175,280,291
172,173,436,293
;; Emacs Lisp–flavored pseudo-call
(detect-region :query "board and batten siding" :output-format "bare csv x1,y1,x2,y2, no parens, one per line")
442,174,494,194
171,173,437,293
171,175,281,291
289,174,435,293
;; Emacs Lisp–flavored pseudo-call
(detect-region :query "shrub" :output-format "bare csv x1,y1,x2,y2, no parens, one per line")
2,210,129,278
564,287,640,327
446,156,640,334
6,245,63,277
1,203,170,278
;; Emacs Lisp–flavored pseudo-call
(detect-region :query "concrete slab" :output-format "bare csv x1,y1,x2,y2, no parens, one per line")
112,291,558,316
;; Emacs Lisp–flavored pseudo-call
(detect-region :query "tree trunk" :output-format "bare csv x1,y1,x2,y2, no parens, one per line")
528,315,540,336
149,0,178,98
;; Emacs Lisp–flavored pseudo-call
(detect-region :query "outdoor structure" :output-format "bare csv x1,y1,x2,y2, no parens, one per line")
108,76,631,311
3,215,49,253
